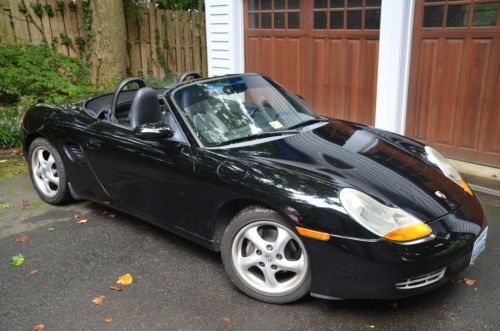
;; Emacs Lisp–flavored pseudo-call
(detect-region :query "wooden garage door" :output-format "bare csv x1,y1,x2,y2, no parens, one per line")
244,0,381,125
407,0,500,166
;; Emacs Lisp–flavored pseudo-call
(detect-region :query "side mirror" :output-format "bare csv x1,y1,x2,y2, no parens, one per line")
134,122,174,140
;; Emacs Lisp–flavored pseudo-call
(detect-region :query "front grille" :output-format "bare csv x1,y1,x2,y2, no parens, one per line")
395,267,446,290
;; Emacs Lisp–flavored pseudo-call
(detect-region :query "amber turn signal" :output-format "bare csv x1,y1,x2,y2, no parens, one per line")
295,226,330,241
383,223,432,242
460,179,474,195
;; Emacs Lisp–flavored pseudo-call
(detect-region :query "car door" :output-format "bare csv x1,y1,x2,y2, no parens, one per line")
82,119,196,233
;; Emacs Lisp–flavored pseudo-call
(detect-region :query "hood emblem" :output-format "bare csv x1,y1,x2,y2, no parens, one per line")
435,191,447,199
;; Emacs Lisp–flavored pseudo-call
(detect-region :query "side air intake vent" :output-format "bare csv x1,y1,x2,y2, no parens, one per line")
64,143,86,166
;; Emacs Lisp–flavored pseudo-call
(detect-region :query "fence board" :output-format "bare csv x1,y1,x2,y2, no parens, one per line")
0,3,207,77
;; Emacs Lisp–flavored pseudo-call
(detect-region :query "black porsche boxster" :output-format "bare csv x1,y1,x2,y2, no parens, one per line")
21,72,487,303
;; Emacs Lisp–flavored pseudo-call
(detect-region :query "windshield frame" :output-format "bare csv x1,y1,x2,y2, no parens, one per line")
169,73,320,149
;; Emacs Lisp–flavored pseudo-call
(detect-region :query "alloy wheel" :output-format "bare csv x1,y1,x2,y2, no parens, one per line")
231,221,308,295
31,146,59,198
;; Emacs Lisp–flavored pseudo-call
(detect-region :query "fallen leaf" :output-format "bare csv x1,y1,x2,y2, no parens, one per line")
366,326,375,329
16,235,29,243
0,159,7,163
108,213,116,218
223,317,230,322
74,213,81,221
464,277,477,286
92,295,106,305
117,273,133,285
22,199,30,207
0,202,10,209
104,317,113,323
48,226,56,231
108,285,122,291
77,219,88,224
30,269,39,275
102,210,108,215
10,254,24,266
33,324,45,330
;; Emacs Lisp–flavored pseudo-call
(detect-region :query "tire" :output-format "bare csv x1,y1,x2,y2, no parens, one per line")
221,207,311,304
28,137,72,205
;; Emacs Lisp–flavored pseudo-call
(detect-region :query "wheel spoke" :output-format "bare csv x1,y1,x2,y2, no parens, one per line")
275,227,292,254
46,155,55,169
37,149,46,166
244,226,268,251
262,267,280,288
47,171,59,186
42,178,52,193
238,254,261,270
276,256,305,274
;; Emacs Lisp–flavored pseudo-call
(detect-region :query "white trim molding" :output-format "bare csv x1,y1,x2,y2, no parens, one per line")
375,0,416,134
205,0,245,77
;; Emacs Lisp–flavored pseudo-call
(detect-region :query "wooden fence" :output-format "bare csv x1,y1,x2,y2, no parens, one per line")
0,0,207,77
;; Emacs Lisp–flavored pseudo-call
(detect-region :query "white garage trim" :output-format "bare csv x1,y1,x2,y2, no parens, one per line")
205,0,245,77
374,0,416,134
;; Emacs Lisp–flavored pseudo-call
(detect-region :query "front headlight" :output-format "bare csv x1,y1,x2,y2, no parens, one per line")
424,146,473,195
339,188,432,242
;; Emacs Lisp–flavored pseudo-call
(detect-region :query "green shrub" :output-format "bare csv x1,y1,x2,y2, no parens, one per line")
0,44,103,148
0,105,22,148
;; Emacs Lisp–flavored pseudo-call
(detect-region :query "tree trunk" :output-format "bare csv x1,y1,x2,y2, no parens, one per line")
90,0,128,89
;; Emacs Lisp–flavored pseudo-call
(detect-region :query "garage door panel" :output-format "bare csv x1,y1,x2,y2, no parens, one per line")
413,39,438,142
246,37,260,72
408,0,500,166
434,39,465,147
244,0,381,126
327,39,347,120
457,38,492,150
484,50,500,155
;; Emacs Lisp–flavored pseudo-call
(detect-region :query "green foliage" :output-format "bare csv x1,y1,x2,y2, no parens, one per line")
143,72,176,89
155,0,201,10
80,0,94,62
44,4,54,17
33,2,44,17
56,0,65,13
0,45,102,148
60,33,73,47
0,106,22,148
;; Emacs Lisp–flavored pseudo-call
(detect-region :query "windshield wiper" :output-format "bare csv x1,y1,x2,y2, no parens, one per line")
218,130,297,146
287,118,329,130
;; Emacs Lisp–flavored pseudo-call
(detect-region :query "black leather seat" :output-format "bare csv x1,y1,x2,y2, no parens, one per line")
129,87,162,129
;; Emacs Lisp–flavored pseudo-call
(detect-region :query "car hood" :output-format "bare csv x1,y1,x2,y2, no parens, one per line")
230,120,465,222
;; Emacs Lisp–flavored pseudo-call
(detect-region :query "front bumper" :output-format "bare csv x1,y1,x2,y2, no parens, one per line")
307,194,486,300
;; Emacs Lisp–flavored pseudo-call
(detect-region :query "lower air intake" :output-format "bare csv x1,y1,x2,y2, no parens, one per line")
395,267,446,290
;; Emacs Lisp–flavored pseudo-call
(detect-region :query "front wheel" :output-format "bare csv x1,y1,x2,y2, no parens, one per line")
221,207,311,304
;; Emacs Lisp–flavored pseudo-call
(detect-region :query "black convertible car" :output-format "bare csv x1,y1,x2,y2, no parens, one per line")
21,72,487,303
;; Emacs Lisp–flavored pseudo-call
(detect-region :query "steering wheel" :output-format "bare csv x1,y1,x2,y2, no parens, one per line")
110,77,146,123
176,71,202,83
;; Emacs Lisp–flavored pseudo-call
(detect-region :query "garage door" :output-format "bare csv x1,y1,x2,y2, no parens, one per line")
244,0,381,125
407,0,500,166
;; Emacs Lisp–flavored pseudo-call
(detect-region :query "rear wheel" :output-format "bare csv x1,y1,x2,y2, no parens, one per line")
221,207,311,304
28,138,72,205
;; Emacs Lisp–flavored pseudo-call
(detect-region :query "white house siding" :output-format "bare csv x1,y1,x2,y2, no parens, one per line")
204,0,245,77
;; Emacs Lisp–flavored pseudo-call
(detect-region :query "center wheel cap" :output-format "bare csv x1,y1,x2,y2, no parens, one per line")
263,253,273,263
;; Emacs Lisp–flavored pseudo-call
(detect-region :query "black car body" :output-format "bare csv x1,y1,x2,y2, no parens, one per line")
21,73,487,302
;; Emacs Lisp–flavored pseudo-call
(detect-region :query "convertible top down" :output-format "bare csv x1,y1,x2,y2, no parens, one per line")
21,73,487,303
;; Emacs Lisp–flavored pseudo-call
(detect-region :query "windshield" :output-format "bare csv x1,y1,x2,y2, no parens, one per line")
173,75,318,147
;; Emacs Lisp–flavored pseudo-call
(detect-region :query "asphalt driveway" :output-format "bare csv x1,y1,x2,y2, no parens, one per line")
1,154,499,330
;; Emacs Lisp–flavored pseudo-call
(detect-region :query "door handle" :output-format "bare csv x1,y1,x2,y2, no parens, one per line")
86,138,102,149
